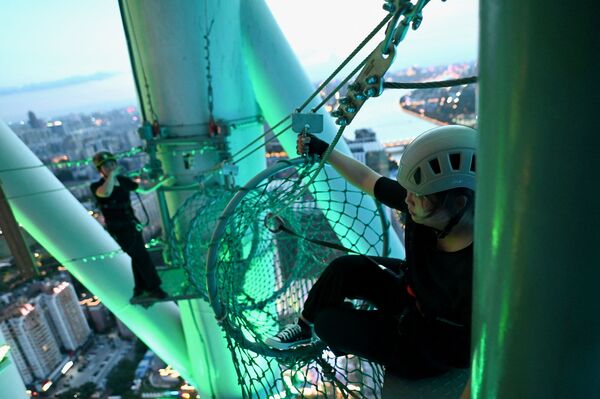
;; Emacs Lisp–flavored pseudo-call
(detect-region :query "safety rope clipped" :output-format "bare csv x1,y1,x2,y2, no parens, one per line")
226,7,395,168
206,2,453,398
206,157,389,396
271,0,434,216
264,211,389,269
329,0,432,128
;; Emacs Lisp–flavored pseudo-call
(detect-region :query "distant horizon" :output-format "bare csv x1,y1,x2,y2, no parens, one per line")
1,59,476,124
0,71,120,96
0,1,478,122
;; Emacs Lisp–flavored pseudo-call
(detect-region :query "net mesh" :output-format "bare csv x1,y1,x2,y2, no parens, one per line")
165,186,234,298
207,158,392,398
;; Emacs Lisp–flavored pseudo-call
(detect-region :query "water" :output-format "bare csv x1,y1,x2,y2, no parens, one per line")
342,89,439,144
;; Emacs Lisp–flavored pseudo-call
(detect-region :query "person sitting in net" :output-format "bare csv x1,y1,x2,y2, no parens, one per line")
266,125,476,378
91,151,168,303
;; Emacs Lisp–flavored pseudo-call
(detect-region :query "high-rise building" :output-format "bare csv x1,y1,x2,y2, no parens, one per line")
115,318,135,340
81,297,113,332
0,303,63,384
0,337,29,399
346,128,391,175
27,111,43,129
38,282,91,352
0,319,33,385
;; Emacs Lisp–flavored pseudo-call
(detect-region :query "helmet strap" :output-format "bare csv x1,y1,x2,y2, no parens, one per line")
436,198,471,239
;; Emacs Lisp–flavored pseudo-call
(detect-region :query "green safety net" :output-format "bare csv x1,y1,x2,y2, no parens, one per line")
206,158,392,398
165,186,234,298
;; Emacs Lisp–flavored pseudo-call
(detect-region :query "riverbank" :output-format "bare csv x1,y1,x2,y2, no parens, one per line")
399,107,447,126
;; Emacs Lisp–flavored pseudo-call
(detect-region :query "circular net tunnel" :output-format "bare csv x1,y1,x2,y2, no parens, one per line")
206,158,391,398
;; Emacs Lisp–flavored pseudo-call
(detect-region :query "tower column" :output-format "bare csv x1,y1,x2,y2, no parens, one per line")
119,1,260,396
474,2,599,397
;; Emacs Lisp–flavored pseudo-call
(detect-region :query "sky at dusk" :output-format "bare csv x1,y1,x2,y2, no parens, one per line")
0,0,478,122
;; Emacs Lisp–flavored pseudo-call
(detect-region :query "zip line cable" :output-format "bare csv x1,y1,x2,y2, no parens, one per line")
24,3,475,187
383,76,478,89
295,12,394,113
311,58,369,112
281,0,439,211
226,11,394,167
230,0,430,181
218,1,436,217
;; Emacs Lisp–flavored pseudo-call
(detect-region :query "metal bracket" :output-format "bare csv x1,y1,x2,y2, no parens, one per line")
291,113,324,134
331,42,397,126
138,122,168,141
382,0,413,54
221,163,239,189
331,0,431,127
388,0,431,49
221,163,239,177
143,157,164,180
292,113,324,161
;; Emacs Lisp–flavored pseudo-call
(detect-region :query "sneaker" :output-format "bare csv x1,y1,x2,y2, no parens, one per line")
130,291,148,303
265,324,312,350
147,289,168,300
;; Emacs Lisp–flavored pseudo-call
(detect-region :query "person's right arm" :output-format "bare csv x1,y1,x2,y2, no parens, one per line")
324,150,383,196
95,167,122,198
299,134,408,211
298,135,382,196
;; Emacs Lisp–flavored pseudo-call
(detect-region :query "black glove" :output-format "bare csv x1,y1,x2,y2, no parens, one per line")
297,134,329,158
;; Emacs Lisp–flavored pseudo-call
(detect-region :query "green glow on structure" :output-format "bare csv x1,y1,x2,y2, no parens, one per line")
0,345,10,364
471,326,485,399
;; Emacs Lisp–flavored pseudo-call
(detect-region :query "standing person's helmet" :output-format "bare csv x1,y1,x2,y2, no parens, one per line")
397,125,477,195
92,151,117,170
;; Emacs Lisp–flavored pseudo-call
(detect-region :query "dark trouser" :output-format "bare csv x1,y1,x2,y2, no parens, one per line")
303,255,448,378
109,224,162,294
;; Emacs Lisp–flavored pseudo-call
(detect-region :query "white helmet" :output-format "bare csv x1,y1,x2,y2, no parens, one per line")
397,125,477,196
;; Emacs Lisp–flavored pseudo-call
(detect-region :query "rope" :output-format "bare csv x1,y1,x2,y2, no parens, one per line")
312,58,368,112
228,116,292,164
230,123,292,166
203,1,445,396
268,124,347,217
295,12,393,113
205,158,389,397
224,10,394,168
266,212,389,269
383,75,478,89
271,0,438,214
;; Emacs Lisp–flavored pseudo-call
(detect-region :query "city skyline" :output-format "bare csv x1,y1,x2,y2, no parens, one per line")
0,1,478,122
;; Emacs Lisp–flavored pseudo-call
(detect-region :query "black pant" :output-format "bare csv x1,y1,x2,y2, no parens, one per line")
109,224,162,294
303,255,448,378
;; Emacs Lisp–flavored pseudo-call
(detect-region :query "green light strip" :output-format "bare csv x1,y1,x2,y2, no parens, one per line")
49,146,146,170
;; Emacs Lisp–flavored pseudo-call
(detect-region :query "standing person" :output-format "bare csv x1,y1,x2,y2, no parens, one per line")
90,151,168,303
266,125,476,378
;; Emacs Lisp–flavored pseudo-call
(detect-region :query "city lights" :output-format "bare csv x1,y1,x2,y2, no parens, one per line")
0,0,478,388
61,361,74,374
0,345,10,362
41,380,53,392
19,303,35,316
